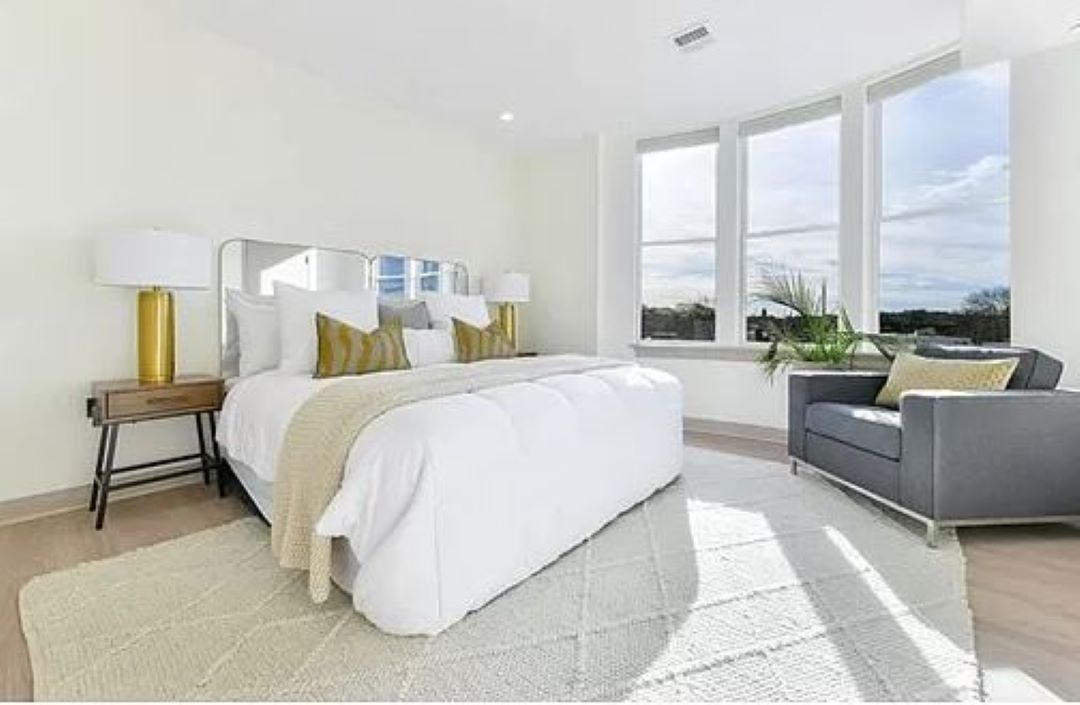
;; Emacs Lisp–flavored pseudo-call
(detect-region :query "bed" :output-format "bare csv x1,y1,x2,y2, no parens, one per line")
215,239,683,635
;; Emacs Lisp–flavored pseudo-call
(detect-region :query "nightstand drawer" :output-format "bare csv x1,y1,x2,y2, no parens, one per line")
105,383,221,421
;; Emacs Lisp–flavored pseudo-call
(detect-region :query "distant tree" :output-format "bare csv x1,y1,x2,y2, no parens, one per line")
962,286,1010,315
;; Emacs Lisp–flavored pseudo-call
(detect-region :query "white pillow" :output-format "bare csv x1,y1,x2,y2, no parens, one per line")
421,292,491,330
275,282,379,373
403,329,456,368
225,290,278,377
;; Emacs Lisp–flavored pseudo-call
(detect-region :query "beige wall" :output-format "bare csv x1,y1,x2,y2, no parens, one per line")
1010,40,1080,385
0,1,521,502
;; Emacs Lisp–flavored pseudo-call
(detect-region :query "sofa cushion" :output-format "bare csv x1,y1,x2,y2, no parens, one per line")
915,344,1063,390
805,402,902,459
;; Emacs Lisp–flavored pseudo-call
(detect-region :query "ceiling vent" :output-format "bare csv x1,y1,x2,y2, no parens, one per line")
670,23,713,52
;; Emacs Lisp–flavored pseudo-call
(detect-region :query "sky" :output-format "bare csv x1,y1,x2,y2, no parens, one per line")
641,61,1010,315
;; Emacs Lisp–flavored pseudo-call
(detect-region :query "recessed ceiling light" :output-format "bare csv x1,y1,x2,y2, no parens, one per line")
499,112,515,122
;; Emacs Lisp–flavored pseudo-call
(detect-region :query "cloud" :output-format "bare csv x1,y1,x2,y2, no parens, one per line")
888,153,1009,214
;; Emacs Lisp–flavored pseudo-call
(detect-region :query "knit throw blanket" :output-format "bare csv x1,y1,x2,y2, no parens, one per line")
271,354,630,602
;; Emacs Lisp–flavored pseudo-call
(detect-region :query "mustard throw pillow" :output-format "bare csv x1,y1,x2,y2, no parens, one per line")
875,352,1019,408
453,317,516,363
314,314,410,378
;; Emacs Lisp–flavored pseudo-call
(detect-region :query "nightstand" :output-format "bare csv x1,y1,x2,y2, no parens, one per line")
86,375,225,529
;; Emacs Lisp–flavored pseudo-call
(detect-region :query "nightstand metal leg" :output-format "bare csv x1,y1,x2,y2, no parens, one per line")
89,425,108,511
195,413,210,485
94,425,118,530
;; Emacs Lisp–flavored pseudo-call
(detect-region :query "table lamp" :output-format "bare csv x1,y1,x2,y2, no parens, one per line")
487,272,530,350
94,229,211,384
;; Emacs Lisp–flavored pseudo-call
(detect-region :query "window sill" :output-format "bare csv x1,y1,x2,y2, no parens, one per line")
631,341,891,368
631,342,766,362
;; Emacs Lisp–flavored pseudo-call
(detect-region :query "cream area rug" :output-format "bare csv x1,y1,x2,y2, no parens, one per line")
20,447,980,701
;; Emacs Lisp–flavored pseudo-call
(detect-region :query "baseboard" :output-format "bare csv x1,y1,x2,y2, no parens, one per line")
0,474,203,528
684,417,786,445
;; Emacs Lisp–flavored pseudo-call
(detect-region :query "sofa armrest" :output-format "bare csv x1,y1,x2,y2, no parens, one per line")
788,371,888,458
900,389,1080,520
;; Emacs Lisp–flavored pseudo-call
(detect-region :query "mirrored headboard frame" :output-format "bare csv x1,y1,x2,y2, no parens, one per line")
217,237,470,376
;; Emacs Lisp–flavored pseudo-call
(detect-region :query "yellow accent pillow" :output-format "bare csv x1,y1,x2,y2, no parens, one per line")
314,314,410,378
875,352,1019,408
453,317,516,363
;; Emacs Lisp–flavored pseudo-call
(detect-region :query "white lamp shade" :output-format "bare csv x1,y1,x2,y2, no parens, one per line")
94,229,211,290
486,272,530,303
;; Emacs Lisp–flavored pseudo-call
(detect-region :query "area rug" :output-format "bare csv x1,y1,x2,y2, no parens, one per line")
20,447,980,701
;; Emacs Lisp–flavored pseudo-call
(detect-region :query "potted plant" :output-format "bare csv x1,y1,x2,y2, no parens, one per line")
753,269,863,380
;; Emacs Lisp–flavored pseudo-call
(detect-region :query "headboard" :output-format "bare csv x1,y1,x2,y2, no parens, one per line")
218,237,469,376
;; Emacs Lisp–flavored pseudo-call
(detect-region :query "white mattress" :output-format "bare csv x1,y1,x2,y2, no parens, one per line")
217,358,683,634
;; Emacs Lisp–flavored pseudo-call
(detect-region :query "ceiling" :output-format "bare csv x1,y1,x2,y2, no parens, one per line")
169,0,967,149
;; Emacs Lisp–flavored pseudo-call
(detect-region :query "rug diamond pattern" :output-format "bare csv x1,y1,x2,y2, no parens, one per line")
20,447,980,700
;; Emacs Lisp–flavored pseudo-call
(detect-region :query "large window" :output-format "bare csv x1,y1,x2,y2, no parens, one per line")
876,62,1010,343
743,107,840,341
634,53,1010,348
639,137,718,341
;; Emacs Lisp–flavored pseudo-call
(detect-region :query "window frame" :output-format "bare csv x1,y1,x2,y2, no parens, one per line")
635,128,721,343
870,53,1011,338
633,49,1011,349
738,98,843,342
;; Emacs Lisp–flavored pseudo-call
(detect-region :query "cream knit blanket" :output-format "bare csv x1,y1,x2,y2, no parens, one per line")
271,354,629,602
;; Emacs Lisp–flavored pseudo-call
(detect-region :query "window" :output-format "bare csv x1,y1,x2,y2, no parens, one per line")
742,107,840,341
638,136,718,341
419,260,441,293
376,255,407,297
875,62,1010,343
633,52,1010,350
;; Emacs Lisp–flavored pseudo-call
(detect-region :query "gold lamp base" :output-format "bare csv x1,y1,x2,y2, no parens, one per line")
137,288,175,384
496,302,519,351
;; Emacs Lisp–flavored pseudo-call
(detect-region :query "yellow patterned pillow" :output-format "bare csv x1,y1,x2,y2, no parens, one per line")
453,317,516,363
314,314,410,378
875,352,1019,408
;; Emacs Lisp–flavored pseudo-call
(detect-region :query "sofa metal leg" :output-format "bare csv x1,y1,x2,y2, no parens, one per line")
925,521,940,548
789,458,799,476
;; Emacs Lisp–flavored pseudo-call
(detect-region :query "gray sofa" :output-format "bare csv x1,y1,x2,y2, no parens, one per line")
788,344,1080,545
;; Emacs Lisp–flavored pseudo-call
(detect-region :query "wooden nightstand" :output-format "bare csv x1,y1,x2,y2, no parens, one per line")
86,375,225,529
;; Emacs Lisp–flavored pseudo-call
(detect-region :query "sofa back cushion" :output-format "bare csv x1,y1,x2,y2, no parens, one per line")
914,344,1063,390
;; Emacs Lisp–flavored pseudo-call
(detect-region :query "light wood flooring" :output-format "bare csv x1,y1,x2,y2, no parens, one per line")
1,436,1078,701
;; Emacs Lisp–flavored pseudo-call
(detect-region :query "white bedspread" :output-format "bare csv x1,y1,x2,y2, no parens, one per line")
217,362,683,634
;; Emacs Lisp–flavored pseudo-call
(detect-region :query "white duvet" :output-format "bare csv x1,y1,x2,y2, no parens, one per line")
217,361,683,635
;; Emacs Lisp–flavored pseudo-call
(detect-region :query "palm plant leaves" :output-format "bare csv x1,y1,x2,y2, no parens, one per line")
754,268,826,318
752,269,863,380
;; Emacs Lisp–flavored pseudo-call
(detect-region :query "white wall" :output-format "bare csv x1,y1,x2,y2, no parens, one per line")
0,1,521,503
515,137,600,355
1010,39,1080,386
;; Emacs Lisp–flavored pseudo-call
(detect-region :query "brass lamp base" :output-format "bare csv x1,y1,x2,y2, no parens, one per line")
496,302,519,351
137,288,175,384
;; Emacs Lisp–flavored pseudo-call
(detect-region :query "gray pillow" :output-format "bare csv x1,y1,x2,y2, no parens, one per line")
378,300,431,329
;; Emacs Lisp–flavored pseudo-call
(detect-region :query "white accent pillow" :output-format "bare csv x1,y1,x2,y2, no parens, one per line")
421,292,491,330
275,282,379,374
403,329,456,368
225,290,278,377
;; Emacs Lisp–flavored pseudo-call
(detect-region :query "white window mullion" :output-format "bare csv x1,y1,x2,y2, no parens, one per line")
715,121,741,345
864,98,883,333
839,84,867,331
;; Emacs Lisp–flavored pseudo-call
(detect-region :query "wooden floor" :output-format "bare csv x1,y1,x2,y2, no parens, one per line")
2,438,1079,701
